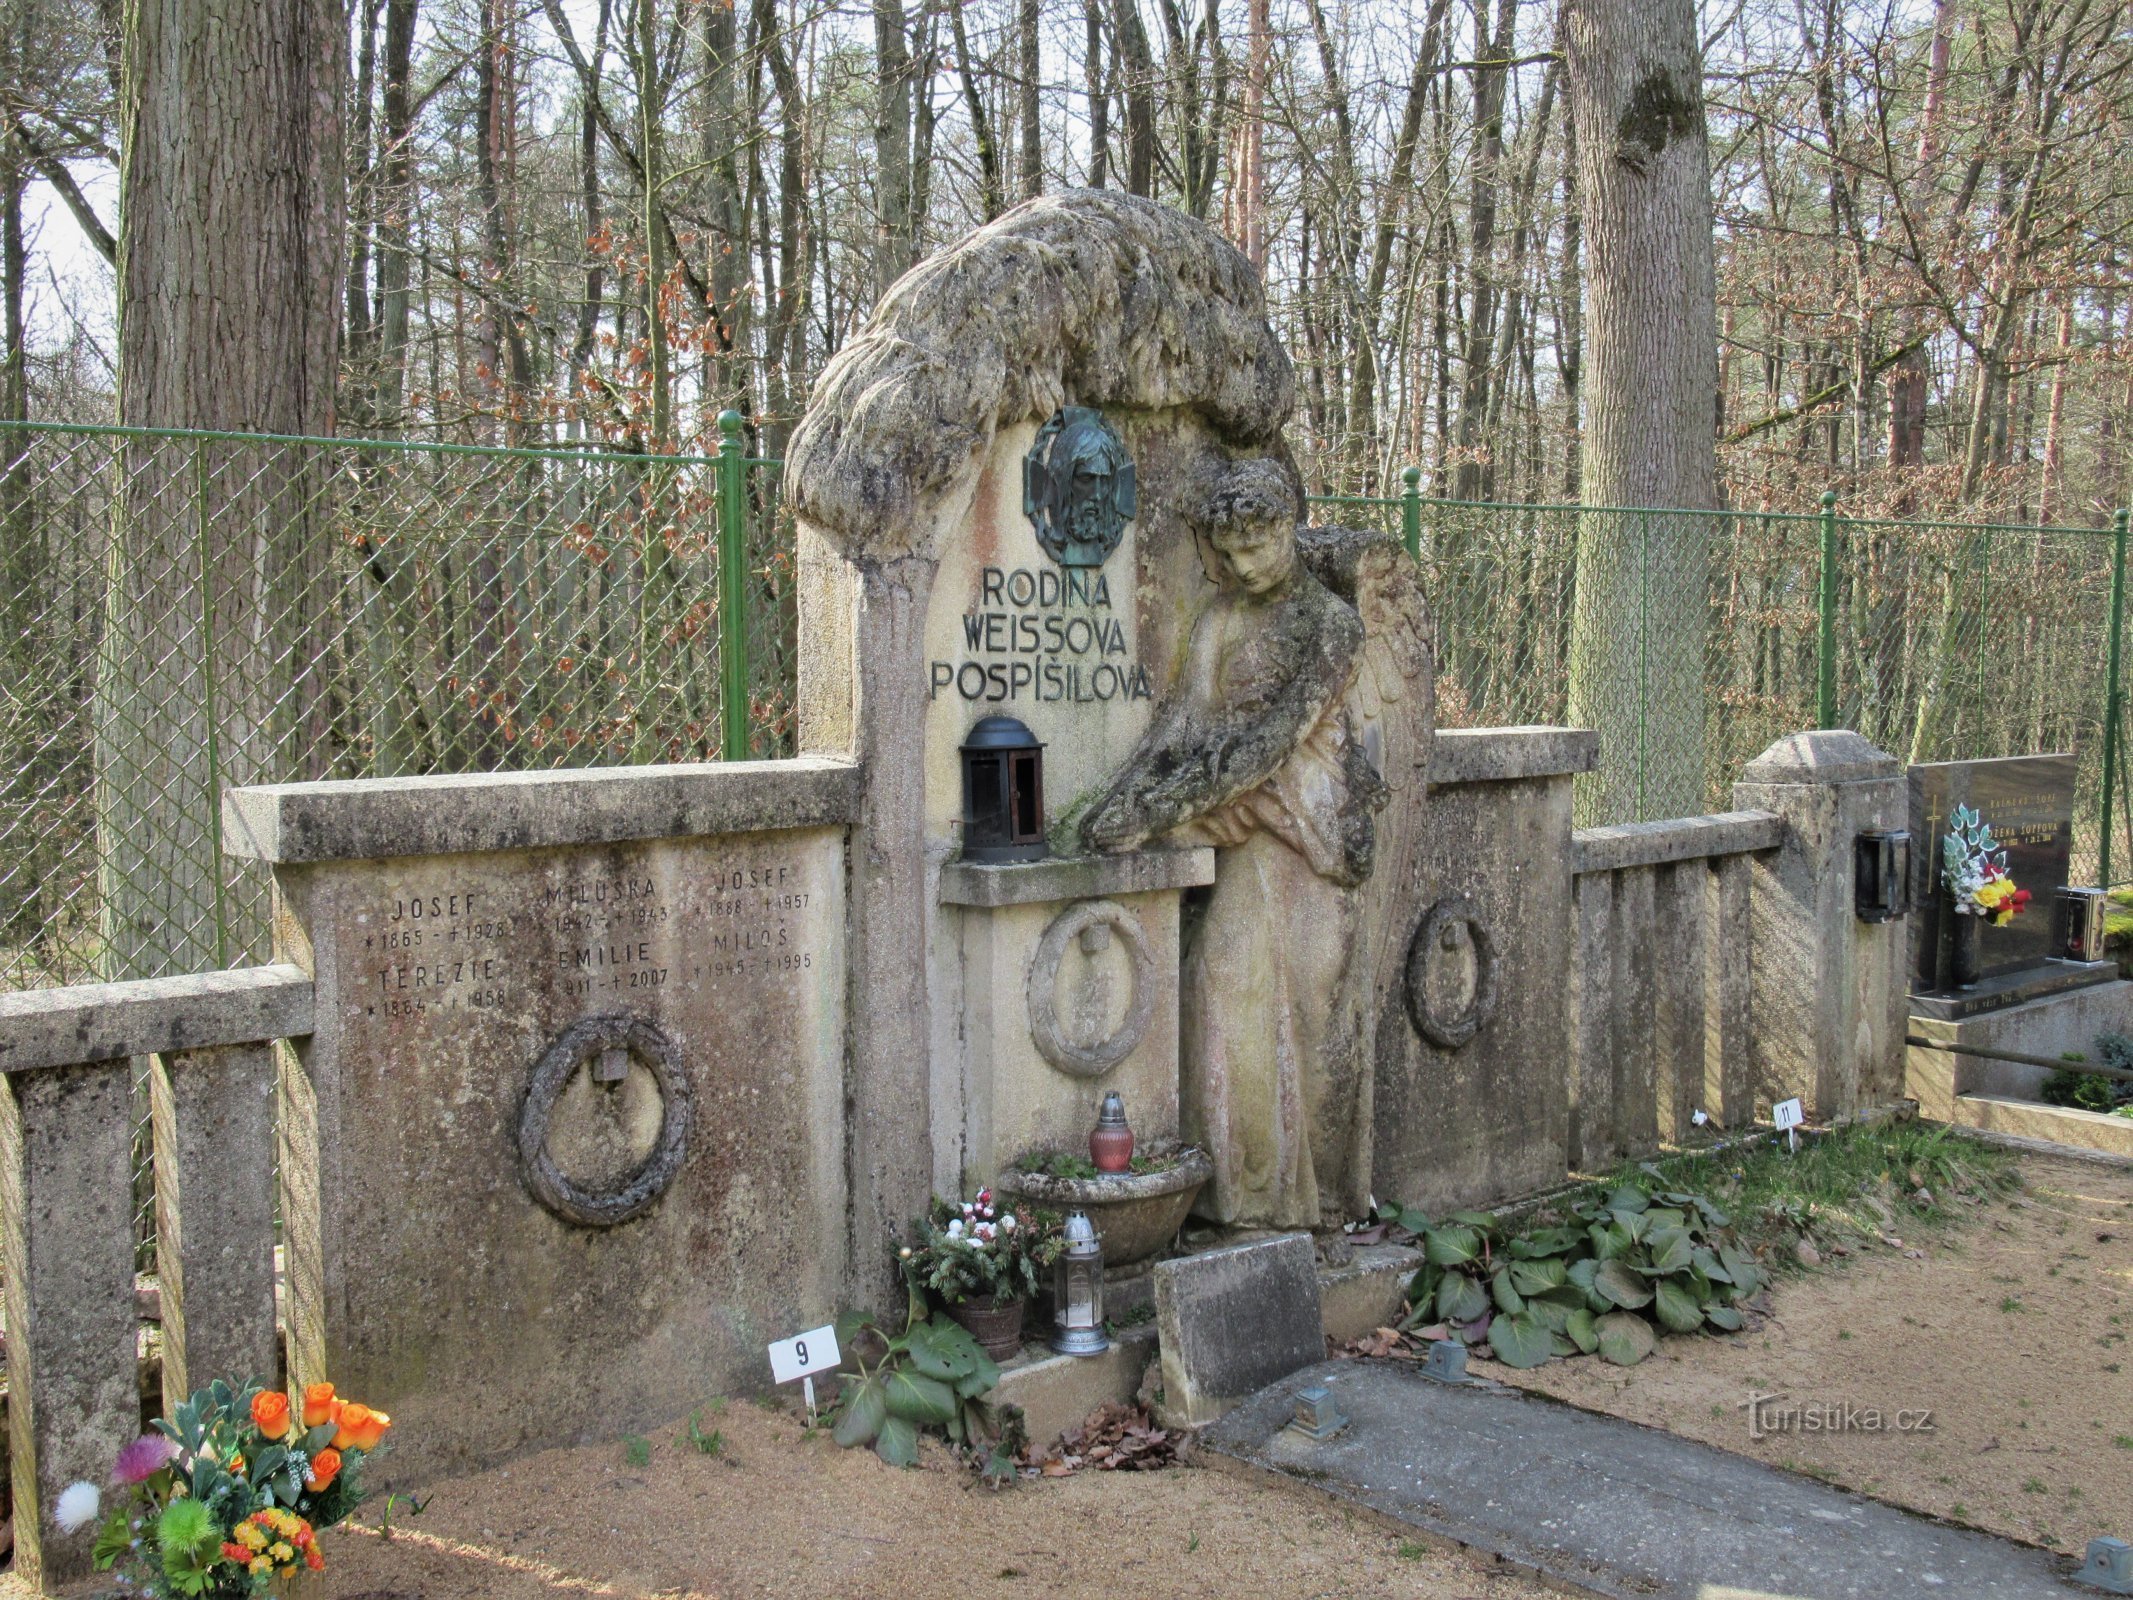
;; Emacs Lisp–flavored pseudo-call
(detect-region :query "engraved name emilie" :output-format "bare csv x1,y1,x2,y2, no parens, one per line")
929,564,1154,705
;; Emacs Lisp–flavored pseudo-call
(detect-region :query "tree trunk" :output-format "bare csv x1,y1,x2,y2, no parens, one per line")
1562,0,1717,822
872,0,915,298
1017,0,1040,201
108,0,343,977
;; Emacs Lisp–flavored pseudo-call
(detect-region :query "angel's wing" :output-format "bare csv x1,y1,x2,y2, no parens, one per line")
1299,526,1436,1215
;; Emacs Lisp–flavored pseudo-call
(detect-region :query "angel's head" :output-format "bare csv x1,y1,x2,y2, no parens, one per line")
1205,457,1299,599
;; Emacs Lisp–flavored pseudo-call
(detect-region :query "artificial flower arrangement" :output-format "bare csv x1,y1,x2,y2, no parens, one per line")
1941,803,2032,925
901,1188,1063,1306
64,1376,391,1597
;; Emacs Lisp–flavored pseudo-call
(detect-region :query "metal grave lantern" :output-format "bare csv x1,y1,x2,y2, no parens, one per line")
1854,829,1911,924
2056,887,2108,963
1050,1210,1108,1356
960,715,1047,864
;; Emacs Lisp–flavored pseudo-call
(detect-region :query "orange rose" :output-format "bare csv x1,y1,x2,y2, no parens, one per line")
301,1383,339,1429
332,1403,390,1453
305,1546,325,1572
250,1390,291,1441
303,1447,341,1493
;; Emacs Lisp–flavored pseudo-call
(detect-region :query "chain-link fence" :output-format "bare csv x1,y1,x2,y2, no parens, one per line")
0,418,797,993
1308,487,2133,884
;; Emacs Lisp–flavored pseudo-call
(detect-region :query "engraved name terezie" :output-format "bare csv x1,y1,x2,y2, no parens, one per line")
929,564,1153,705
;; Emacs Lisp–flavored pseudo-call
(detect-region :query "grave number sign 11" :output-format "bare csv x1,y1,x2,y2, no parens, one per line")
768,1323,839,1424
1772,1097,1805,1152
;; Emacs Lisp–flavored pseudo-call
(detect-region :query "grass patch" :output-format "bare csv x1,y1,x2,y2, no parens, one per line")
1589,1120,2019,1263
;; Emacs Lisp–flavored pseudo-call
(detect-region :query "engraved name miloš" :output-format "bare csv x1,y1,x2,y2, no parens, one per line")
929,564,1153,705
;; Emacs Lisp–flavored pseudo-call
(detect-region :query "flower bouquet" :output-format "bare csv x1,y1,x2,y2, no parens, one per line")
73,1377,390,1597
1941,804,2031,925
900,1189,1063,1359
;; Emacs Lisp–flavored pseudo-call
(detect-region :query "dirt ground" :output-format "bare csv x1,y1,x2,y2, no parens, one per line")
303,1404,1550,1600
1484,1149,2133,1556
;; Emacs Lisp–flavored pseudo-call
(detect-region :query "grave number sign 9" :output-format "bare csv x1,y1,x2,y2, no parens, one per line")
768,1323,838,1386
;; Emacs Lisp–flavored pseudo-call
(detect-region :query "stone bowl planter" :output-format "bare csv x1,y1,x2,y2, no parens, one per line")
998,1147,1213,1267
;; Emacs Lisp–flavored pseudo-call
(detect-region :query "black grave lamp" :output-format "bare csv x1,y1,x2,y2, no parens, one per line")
960,715,1048,864
1854,830,1911,924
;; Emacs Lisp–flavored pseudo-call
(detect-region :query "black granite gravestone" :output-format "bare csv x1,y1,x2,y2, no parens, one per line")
1908,754,2075,995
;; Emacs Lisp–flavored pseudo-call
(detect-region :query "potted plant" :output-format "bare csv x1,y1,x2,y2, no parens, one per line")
902,1189,1061,1361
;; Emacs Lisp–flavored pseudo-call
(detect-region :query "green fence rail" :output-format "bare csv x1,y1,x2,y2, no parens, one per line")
3,415,2127,1006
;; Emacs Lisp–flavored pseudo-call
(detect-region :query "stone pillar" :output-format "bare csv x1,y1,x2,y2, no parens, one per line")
150,1043,281,1405
1733,731,1908,1118
0,1060,140,1593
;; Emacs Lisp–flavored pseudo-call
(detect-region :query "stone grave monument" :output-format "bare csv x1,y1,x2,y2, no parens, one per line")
224,763,857,1475
1906,753,2133,1119
786,190,1433,1253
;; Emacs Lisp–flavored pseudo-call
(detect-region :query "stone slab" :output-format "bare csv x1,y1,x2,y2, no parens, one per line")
1429,725,1598,788
954,889,1183,1183
1153,1232,1323,1426
1376,754,1576,1206
1907,960,2115,1021
1908,753,2077,987
280,825,847,1480
1907,979,2133,1119
994,1323,1159,1445
224,757,861,863
1206,1357,2079,1598
0,964,314,1072
1570,810,1782,875
1945,1093,2133,1159
937,846,1215,908
1317,1244,1422,1344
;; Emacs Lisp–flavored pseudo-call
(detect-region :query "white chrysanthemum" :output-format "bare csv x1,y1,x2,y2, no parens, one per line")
56,1481,100,1533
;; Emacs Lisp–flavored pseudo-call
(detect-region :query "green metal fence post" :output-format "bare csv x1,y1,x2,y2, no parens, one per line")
1400,465,1422,560
1817,489,1839,729
716,410,751,761
2102,506,2130,889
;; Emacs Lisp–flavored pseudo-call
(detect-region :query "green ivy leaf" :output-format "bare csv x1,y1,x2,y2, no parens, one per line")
1507,1257,1568,1296
873,1415,920,1468
1489,1311,1554,1369
1594,1259,1653,1310
905,1319,980,1382
881,1369,958,1426
1646,1227,1694,1275
831,1376,888,1449
1437,1271,1489,1325
1425,1224,1482,1267
1653,1278,1703,1334
1595,1311,1657,1366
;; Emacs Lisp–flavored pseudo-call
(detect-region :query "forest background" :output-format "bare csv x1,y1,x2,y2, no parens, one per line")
9,0,2130,523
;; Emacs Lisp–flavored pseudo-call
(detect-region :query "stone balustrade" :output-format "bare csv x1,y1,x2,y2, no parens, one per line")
1569,812,1782,1168
0,964,314,1592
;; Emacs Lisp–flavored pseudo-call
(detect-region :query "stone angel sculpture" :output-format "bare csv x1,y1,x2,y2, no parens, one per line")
1081,457,1433,1229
